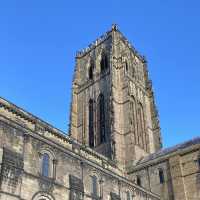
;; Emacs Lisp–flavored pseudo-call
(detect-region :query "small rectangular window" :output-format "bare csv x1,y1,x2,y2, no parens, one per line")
159,169,164,184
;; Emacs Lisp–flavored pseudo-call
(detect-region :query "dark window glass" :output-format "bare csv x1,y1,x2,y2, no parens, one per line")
125,61,128,72
136,176,141,186
89,61,94,80
159,169,165,184
42,153,50,177
100,54,108,73
89,99,94,147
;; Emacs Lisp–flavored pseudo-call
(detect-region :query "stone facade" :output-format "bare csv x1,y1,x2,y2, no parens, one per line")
128,138,200,200
70,25,162,171
0,25,199,200
0,98,159,199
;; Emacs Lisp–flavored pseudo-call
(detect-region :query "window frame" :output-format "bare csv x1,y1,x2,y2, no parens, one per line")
39,149,56,179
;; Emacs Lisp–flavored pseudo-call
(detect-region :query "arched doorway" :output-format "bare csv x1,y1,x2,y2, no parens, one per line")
32,192,55,200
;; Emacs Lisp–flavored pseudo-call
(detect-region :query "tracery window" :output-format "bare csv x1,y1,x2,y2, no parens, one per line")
89,99,95,148
97,94,106,145
100,53,108,73
42,153,50,177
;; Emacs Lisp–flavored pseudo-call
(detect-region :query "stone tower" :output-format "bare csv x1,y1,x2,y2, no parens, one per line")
69,25,162,171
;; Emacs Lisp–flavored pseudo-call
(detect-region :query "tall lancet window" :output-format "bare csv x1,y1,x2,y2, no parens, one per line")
89,99,94,147
42,153,50,177
89,59,94,80
97,94,106,144
100,53,108,73
130,96,137,142
138,103,145,148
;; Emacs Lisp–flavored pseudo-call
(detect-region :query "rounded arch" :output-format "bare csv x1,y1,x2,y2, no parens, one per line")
40,148,56,161
32,192,55,200
39,147,56,178
89,170,102,198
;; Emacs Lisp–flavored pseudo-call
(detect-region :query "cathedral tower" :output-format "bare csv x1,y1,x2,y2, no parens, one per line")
69,25,162,171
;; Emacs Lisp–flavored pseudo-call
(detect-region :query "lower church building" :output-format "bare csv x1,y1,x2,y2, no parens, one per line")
0,25,199,200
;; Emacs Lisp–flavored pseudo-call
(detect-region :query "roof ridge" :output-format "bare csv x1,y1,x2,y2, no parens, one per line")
137,136,200,165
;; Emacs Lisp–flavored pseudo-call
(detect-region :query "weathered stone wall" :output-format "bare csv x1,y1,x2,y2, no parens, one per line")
0,97,160,200
128,140,200,200
70,26,162,172
109,28,162,171
70,34,113,158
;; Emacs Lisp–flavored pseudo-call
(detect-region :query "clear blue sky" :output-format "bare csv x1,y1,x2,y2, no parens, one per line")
0,0,199,148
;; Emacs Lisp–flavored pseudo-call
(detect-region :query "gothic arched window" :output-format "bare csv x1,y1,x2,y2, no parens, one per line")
89,99,94,148
100,53,108,73
89,60,94,80
42,153,50,177
97,94,106,144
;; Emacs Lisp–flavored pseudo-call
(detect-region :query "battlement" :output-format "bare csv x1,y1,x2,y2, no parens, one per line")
75,24,147,63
